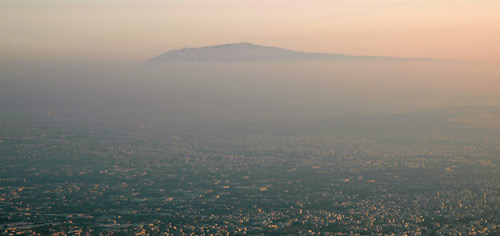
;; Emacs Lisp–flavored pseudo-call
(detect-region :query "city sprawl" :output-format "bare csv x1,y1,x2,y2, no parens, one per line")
1,109,500,235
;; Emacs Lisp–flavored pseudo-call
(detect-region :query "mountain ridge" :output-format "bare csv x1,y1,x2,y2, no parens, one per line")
146,42,434,63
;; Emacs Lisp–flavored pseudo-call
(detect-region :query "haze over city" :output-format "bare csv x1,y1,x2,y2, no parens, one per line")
1,1,500,235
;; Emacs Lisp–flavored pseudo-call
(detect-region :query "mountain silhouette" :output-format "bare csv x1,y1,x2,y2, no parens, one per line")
146,42,431,63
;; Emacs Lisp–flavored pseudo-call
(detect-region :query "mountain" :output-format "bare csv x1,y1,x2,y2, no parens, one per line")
146,42,431,63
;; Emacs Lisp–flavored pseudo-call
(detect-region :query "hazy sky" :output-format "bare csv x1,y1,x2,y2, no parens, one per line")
1,0,500,63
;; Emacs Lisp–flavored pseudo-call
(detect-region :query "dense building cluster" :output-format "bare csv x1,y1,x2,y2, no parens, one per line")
1,118,500,235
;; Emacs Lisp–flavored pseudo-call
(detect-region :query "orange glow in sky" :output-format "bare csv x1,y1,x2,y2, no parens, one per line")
1,0,499,63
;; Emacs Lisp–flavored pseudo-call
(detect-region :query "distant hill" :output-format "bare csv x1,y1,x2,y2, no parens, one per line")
146,42,431,63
